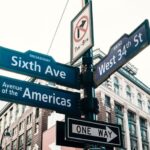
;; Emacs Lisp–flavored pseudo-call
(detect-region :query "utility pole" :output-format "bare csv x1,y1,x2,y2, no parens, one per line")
81,0,98,149
82,0,96,121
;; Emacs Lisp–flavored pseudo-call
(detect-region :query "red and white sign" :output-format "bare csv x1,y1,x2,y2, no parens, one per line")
71,1,93,64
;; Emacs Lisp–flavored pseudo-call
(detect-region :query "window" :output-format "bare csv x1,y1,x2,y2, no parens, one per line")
26,128,32,145
26,129,32,150
115,103,124,129
105,95,111,108
113,77,120,95
16,104,19,118
27,114,32,125
4,113,7,129
9,107,13,124
148,100,150,114
130,139,138,150
138,99,142,108
137,93,142,109
35,108,39,119
6,144,11,150
128,111,135,122
12,126,17,136
141,129,148,141
115,103,125,149
128,111,136,136
115,103,123,114
19,121,24,131
18,134,24,149
129,123,136,136
142,144,149,150
116,117,123,128
140,118,146,128
140,118,148,142
105,78,112,89
12,140,17,150
126,85,132,101
106,112,111,123
35,122,39,134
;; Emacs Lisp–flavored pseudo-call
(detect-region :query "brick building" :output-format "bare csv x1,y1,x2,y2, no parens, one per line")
0,103,50,150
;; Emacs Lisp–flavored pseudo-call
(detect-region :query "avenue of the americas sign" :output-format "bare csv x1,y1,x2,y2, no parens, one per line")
0,76,80,115
0,46,80,89
66,117,123,147
93,19,150,87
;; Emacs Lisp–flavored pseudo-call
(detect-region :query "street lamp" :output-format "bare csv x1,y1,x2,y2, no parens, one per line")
0,126,11,150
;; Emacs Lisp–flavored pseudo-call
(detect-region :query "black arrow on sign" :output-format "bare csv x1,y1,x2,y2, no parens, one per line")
77,20,86,38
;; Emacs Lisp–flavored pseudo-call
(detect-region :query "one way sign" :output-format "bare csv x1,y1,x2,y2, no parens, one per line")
66,117,123,147
72,124,117,142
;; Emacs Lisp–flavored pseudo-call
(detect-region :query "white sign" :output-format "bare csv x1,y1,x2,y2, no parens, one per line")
66,117,123,147
71,1,93,64
72,124,117,142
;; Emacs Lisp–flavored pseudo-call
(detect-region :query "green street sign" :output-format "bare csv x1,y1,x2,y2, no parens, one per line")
0,76,80,115
0,46,80,89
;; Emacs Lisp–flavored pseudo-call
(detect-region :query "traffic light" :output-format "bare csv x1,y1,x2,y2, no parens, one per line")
80,97,99,114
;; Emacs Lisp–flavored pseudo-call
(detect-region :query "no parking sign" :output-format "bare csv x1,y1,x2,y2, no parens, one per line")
71,1,94,64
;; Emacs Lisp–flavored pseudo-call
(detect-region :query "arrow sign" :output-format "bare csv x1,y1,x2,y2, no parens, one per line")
0,46,80,89
0,76,80,115
66,117,123,147
93,19,150,87
72,124,117,142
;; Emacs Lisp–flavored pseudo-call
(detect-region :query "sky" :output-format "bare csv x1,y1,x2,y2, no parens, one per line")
0,0,150,110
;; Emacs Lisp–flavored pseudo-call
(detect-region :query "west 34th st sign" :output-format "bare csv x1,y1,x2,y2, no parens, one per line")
93,19,150,87
0,47,80,89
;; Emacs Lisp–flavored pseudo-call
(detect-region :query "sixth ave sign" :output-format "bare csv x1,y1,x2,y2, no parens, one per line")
0,46,80,89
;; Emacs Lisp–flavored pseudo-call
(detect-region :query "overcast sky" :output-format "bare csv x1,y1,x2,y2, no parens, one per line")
0,0,150,110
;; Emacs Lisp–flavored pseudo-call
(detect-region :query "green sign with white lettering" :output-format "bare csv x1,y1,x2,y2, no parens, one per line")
0,76,80,115
0,46,80,89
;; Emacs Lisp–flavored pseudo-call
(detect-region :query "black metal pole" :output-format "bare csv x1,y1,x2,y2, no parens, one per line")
82,0,97,149
82,0,96,119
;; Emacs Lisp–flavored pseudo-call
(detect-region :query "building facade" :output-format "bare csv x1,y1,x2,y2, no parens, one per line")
0,103,50,150
96,67,150,150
